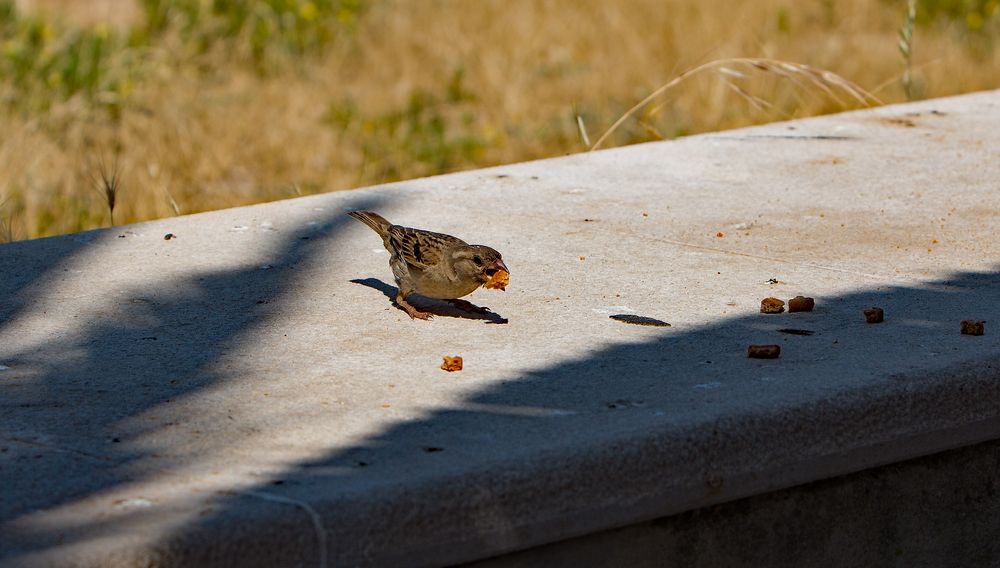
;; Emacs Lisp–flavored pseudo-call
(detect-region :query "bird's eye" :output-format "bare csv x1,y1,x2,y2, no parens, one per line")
473,256,483,266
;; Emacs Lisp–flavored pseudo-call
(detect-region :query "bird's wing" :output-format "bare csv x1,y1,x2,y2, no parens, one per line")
388,226,466,269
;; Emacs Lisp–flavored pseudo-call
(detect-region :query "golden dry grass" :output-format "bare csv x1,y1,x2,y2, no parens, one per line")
14,0,141,28
1,0,998,241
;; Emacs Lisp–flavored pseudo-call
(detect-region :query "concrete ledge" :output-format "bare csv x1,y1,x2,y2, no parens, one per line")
2,90,1000,566
469,438,1000,567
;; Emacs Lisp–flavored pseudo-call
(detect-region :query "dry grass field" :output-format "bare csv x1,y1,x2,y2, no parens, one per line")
1,0,998,241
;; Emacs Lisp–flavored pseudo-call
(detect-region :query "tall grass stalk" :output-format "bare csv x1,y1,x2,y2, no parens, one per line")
898,0,917,101
0,197,14,243
95,157,122,226
0,219,12,243
576,115,591,147
590,57,882,151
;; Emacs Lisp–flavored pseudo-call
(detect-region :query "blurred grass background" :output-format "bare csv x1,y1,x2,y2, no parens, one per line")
0,0,998,241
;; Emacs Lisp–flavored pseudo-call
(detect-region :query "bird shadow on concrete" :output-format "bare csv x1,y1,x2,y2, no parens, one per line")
350,277,509,323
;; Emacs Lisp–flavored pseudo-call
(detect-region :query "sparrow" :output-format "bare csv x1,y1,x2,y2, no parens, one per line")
348,211,509,320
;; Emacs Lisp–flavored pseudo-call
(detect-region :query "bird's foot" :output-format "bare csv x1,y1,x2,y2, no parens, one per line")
397,295,433,320
446,298,491,315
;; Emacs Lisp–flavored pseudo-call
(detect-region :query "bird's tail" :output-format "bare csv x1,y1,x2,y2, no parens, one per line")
348,210,392,237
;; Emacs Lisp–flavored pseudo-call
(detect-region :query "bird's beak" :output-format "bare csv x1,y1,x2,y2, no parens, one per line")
494,259,509,274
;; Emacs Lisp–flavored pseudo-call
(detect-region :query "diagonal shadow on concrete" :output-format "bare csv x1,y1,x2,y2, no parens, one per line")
96,266,1000,566
0,194,387,560
2,201,998,566
0,229,106,327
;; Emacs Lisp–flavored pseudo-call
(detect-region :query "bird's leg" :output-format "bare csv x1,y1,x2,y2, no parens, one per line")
446,298,491,314
396,291,432,320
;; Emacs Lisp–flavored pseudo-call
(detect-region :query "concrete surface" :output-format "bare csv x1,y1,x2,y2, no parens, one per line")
1,90,1000,567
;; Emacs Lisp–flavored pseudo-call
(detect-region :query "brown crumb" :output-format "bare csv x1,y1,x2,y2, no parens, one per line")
483,270,509,291
960,320,984,336
748,345,780,359
788,296,815,312
760,297,785,314
441,356,464,372
864,307,884,323
579,256,585,261
716,232,725,238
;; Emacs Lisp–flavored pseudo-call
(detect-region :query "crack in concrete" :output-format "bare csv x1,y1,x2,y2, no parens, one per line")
646,236,887,280
0,435,119,463
241,490,328,568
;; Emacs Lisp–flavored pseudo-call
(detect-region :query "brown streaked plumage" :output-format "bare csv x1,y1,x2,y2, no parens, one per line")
348,211,509,320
